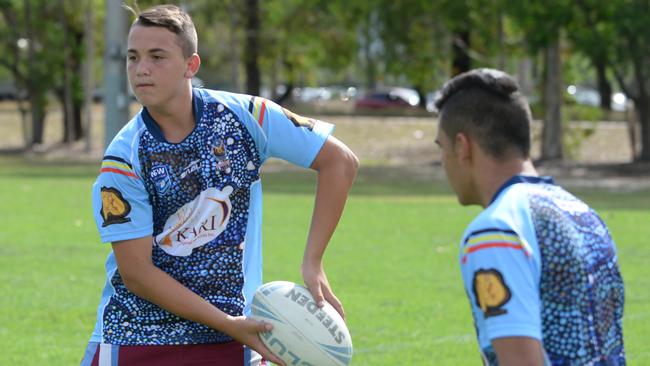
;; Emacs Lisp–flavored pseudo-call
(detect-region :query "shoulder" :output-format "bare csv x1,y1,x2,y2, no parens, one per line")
470,185,531,233
197,88,256,117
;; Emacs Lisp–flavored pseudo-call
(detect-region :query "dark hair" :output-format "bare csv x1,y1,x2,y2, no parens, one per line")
126,4,197,58
434,68,532,159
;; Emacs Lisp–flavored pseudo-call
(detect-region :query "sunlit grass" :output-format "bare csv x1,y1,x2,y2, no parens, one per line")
0,159,647,365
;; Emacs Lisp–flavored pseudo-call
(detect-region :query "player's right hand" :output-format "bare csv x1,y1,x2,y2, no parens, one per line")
224,316,286,366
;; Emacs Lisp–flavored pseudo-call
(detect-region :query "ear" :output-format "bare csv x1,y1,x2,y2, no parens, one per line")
454,132,472,165
184,53,201,79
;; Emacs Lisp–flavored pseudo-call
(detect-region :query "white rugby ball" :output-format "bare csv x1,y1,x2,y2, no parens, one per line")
251,281,353,366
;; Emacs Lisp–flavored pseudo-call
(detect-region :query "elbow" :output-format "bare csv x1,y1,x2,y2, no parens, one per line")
342,149,359,185
119,268,149,295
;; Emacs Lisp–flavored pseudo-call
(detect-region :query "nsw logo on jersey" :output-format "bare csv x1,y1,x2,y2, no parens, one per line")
151,163,172,195
154,186,233,256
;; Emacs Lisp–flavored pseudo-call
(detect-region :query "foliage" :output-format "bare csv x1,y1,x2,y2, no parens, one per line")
1,0,650,158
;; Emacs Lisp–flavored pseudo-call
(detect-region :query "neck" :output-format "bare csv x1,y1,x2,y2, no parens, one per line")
147,85,195,143
476,157,538,207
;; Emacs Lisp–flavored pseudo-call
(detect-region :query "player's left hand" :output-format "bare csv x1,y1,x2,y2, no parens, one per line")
301,261,345,320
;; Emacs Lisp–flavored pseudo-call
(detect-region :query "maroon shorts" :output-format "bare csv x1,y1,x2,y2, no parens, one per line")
80,341,266,366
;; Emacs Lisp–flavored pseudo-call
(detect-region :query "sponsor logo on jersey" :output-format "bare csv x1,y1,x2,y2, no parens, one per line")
472,269,511,318
154,187,232,256
151,163,172,195
282,107,315,131
99,187,132,227
180,159,201,180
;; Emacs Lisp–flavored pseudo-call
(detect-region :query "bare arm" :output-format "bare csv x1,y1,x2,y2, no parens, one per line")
112,237,285,365
301,135,359,318
492,336,545,366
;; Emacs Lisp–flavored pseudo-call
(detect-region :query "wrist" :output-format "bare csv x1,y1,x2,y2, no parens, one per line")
208,311,237,336
301,255,323,270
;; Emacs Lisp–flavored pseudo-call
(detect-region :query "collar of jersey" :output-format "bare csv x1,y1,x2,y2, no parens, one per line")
490,174,555,205
141,87,205,144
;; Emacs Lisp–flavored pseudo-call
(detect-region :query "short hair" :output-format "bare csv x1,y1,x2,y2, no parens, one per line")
127,4,198,58
434,68,532,159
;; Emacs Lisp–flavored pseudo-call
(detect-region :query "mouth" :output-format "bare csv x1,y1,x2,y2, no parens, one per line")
135,83,154,89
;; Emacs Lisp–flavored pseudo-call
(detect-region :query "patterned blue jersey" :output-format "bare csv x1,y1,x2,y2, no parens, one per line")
90,88,333,345
459,176,625,366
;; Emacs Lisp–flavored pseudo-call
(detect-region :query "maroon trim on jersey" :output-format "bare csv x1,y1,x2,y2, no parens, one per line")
86,341,245,366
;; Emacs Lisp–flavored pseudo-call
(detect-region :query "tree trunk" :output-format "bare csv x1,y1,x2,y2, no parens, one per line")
542,39,563,160
595,59,612,110
61,0,75,143
516,57,534,98
451,30,470,76
229,0,241,93
636,97,650,161
362,20,377,90
244,0,260,96
497,8,505,70
29,92,46,145
83,1,95,152
414,86,427,109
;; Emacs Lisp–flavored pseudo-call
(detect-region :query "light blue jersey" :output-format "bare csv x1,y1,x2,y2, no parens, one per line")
459,176,625,366
90,88,332,345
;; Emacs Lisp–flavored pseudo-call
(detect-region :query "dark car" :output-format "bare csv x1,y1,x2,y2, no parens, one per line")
354,87,420,111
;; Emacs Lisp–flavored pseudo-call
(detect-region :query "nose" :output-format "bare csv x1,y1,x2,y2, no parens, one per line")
136,60,151,77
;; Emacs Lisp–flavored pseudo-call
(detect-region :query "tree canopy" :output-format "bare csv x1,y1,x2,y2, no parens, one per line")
1,0,649,161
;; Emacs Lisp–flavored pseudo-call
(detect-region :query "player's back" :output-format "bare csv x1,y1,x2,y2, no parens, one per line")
460,176,625,366
526,182,625,365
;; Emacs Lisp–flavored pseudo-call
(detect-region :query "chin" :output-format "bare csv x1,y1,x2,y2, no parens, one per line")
457,197,471,206
134,95,157,108
455,193,477,207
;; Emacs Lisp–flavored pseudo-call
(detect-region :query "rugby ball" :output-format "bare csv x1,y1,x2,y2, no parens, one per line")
251,281,353,366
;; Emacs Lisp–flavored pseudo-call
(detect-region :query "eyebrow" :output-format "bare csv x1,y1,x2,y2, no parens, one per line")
127,48,169,54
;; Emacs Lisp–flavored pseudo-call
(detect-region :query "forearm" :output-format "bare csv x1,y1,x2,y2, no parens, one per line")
121,263,233,332
304,150,358,264
492,336,545,366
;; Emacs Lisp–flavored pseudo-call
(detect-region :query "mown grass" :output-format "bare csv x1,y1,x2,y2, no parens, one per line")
0,157,648,365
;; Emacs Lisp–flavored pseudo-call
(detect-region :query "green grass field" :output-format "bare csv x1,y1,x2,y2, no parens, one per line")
0,157,648,365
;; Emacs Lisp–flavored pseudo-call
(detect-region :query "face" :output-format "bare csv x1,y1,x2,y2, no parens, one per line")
435,123,474,205
127,24,197,109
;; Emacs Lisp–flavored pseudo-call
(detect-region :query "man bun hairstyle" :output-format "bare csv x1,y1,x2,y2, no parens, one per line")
127,4,198,58
434,68,532,159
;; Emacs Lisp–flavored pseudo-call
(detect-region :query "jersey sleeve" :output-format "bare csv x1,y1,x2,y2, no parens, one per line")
247,96,334,167
459,222,542,342
92,155,153,243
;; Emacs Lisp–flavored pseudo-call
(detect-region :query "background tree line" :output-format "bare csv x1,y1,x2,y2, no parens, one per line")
0,0,649,161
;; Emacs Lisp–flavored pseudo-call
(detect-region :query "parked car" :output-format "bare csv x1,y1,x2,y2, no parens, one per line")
354,87,420,111
0,83,26,100
566,85,627,111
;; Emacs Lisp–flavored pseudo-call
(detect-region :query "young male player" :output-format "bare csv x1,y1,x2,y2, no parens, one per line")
433,68,625,365
81,4,358,366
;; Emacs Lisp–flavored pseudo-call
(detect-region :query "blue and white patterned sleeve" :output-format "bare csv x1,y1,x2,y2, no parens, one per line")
246,96,334,167
91,132,153,244
459,217,542,343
